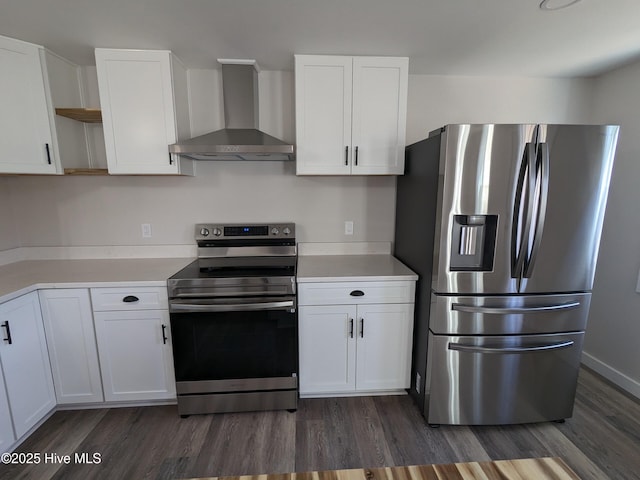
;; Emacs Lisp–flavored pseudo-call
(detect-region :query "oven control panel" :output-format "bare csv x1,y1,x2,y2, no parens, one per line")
195,223,295,241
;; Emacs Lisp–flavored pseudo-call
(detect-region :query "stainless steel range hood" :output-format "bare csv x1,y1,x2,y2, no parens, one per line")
169,60,295,161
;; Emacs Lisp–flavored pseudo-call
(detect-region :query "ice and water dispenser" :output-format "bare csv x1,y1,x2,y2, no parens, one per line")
450,215,498,271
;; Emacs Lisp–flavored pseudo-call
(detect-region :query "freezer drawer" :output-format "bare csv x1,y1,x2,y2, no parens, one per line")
425,331,584,425
429,293,590,335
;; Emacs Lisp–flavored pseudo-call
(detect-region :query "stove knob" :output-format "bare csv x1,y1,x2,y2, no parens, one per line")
199,228,210,237
212,228,222,237
283,227,291,235
271,227,280,235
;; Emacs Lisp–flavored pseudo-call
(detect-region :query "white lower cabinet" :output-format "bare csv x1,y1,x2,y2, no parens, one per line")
93,310,175,402
91,287,175,402
39,289,104,404
299,305,357,393
0,292,56,440
298,281,415,396
0,365,16,454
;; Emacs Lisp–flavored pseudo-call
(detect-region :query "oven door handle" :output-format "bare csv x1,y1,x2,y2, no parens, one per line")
170,300,295,313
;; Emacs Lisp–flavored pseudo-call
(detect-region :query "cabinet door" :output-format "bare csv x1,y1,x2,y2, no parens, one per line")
0,366,16,454
95,48,185,175
355,303,414,391
295,55,353,175
0,292,56,438
39,289,104,404
0,35,59,174
351,57,408,175
299,305,357,394
94,309,175,402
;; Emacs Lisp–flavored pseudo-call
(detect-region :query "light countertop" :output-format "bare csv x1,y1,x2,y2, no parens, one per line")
0,258,193,303
0,254,417,303
297,255,417,283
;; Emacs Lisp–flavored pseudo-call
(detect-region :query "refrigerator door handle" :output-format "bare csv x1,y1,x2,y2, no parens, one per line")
524,142,550,278
511,143,536,281
452,301,580,314
448,340,574,354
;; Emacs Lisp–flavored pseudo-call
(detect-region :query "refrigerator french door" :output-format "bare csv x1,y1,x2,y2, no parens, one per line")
395,124,619,425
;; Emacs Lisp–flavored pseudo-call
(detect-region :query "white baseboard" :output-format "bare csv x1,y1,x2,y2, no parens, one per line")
582,351,640,399
0,248,25,266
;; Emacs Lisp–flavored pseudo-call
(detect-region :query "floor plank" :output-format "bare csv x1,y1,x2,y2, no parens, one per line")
1,367,638,480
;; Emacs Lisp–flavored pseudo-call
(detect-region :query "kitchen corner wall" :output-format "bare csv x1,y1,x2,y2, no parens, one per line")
584,59,640,397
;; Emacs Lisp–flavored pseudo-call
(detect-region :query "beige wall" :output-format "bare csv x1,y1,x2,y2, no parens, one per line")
0,178,19,251
6,166,395,246
583,59,640,396
406,75,594,144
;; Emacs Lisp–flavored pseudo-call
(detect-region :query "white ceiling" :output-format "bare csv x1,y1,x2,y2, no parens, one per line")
2,0,640,77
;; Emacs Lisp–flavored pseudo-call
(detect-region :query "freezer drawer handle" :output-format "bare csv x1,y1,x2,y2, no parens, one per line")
448,340,574,354
451,302,580,314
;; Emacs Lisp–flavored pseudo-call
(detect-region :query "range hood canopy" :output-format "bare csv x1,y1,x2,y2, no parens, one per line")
169,59,295,161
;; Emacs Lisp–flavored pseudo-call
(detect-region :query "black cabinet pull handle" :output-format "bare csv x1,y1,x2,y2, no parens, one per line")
2,321,12,345
122,295,139,303
355,146,359,166
345,146,349,166
350,290,365,297
349,318,354,338
45,143,52,164
161,324,168,344
169,152,173,165
360,318,364,338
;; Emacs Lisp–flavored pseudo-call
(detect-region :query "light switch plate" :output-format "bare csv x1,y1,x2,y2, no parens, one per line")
344,221,354,235
141,223,152,238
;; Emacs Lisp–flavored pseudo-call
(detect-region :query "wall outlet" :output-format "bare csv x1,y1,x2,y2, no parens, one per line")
344,220,354,235
141,223,152,238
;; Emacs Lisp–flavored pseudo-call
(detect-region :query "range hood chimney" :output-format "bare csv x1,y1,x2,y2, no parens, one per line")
169,59,295,161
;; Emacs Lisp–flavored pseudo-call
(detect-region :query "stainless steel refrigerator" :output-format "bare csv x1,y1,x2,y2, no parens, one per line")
394,124,619,425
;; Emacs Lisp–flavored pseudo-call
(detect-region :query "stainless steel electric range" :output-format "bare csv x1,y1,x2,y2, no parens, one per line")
167,223,298,416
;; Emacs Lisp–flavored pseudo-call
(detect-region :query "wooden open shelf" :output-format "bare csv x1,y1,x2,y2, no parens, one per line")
55,108,102,123
63,168,109,175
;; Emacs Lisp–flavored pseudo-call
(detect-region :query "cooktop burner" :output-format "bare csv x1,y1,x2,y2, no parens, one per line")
169,259,295,280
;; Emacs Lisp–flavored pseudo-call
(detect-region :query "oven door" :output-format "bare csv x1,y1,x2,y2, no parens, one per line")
169,296,298,392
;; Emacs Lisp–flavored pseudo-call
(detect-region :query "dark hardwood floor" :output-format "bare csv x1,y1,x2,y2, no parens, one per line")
1,367,639,480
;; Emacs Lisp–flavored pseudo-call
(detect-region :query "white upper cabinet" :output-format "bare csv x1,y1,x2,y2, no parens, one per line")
295,55,408,175
0,35,61,174
95,48,193,175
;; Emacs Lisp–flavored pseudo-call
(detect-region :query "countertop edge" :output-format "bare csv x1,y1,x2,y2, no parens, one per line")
0,258,194,305
297,274,418,283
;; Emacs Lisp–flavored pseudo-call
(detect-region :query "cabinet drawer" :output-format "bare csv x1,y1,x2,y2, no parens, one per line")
90,287,168,311
298,281,415,306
